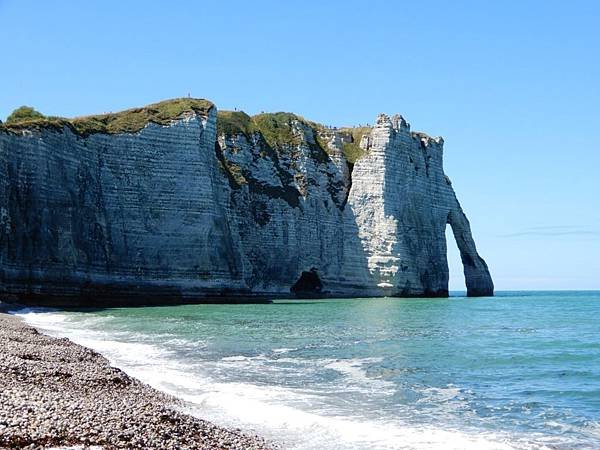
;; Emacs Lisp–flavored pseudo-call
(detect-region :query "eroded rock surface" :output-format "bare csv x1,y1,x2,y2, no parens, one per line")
0,99,493,305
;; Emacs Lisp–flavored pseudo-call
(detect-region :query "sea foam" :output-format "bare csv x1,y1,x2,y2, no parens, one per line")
14,307,559,450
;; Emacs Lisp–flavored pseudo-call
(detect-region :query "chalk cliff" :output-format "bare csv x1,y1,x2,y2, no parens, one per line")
0,99,493,305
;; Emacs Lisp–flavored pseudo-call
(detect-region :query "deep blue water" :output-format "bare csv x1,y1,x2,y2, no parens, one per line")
17,291,600,449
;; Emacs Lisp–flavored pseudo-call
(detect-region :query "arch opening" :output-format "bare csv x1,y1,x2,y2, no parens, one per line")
445,209,494,297
445,224,466,296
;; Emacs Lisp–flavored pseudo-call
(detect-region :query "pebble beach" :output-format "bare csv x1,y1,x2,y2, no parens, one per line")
0,309,275,450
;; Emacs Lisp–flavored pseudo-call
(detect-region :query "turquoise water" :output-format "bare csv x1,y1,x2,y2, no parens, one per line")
17,291,600,449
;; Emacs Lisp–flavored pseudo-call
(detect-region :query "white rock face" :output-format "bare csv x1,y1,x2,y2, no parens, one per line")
344,114,492,297
0,104,493,305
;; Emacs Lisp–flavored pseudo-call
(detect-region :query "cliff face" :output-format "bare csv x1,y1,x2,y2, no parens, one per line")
344,114,493,297
0,99,493,305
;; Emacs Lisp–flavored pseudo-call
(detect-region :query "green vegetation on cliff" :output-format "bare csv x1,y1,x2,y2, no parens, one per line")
216,110,372,163
339,127,371,163
217,111,312,148
2,98,372,163
252,112,307,149
71,98,214,136
6,106,46,123
1,98,214,136
3,106,68,133
216,111,255,137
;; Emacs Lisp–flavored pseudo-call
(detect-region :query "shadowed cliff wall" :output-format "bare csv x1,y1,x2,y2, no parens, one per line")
0,100,493,305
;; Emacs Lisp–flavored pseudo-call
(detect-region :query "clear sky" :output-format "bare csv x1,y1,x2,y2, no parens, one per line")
1,0,599,291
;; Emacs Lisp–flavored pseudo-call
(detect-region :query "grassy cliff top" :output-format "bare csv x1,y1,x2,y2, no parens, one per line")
217,111,321,148
217,110,372,162
1,99,375,162
338,126,371,164
1,98,214,136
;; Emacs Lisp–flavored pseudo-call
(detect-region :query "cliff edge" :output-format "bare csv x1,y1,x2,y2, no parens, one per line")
0,98,493,305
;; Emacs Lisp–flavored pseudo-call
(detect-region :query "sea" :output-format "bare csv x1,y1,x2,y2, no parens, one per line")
13,291,600,449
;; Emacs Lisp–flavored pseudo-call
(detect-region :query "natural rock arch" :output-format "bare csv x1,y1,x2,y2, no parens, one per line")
447,209,494,297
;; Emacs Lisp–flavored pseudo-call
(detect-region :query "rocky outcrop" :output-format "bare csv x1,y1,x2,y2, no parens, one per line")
0,99,493,305
343,114,493,297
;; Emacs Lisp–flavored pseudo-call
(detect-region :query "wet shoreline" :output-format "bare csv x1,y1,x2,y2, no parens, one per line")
0,309,275,449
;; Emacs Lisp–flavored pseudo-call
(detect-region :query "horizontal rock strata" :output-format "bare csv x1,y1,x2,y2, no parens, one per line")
0,99,493,305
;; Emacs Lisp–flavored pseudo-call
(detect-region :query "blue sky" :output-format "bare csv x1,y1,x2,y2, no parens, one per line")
1,0,598,290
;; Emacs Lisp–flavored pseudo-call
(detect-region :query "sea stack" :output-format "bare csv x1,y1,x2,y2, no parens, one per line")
0,98,493,305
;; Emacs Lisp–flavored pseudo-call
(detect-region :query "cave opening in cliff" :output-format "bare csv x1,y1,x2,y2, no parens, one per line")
445,225,466,294
291,269,323,296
